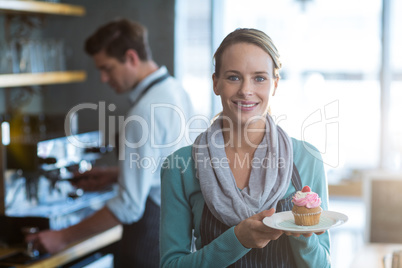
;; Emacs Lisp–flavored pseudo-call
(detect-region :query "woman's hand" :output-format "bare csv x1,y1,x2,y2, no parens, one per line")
234,208,283,249
284,231,325,238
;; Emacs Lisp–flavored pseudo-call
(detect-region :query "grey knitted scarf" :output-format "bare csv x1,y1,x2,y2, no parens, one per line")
192,114,293,226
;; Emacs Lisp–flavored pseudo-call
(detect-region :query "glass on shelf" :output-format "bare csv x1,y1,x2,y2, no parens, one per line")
31,40,44,73
19,39,32,73
0,42,14,74
54,39,66,71
30,0,61,2
0,38,67,74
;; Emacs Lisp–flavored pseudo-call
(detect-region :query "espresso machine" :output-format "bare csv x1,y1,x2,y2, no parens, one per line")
0,114,116,248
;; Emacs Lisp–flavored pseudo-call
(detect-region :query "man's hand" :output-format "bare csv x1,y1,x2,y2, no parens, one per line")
26,229,68,254
25,207,120,255
71,166,119,192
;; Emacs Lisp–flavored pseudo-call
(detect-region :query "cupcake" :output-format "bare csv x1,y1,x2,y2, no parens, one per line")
291,186,322,226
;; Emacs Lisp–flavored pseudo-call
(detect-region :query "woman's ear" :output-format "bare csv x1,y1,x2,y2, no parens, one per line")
212,73,220,96
272,77,280,96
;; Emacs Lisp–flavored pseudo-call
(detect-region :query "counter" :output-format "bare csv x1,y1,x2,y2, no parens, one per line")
0,225,122,267
328,180,362,197
350,243,402,268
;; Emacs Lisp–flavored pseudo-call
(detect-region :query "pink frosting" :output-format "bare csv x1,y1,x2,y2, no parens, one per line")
292,191,321,208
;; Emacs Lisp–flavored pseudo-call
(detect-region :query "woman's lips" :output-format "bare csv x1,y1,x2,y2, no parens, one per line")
233,101,258,111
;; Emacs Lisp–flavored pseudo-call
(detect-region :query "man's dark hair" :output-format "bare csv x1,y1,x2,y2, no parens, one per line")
84,18,152,62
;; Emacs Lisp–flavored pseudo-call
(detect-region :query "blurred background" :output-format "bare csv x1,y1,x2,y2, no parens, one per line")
0,0,401,267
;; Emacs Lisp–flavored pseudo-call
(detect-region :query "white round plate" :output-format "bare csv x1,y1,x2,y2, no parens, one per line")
263,211,348,233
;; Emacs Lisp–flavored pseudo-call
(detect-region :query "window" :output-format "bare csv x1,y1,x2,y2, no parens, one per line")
213,0,382,179
174,0,402,177
175,0,212,118
388,0,402,170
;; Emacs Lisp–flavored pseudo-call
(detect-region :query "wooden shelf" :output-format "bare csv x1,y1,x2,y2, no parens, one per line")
0,0,85,16
0,71,87,88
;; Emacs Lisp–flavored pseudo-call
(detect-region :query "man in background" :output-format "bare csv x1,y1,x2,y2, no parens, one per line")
27,18,198,267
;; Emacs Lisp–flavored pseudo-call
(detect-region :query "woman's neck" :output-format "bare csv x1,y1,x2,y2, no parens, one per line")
222,119,266,153
222,118,266,189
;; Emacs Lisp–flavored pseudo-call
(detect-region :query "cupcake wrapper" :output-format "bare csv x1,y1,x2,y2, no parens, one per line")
291,209,322,217
292,208,322,226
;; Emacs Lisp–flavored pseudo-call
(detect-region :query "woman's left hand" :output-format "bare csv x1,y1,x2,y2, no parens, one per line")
284,231,325,238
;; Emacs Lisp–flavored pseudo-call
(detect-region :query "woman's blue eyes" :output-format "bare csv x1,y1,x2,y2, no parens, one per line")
228,76,239,81
227,76,266,82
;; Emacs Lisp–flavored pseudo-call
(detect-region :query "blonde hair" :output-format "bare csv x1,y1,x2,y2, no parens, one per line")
213,28,282,78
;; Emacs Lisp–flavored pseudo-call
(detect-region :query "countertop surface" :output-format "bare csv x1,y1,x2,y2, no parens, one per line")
0,225,122,268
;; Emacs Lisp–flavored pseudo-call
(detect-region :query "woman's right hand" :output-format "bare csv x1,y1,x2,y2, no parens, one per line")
234,208,283,249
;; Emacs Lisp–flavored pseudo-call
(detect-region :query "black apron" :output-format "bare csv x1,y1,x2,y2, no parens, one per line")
116,198,160,268
200,163,303,268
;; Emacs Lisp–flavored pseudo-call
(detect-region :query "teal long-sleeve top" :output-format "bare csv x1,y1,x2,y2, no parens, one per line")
160,138,331,268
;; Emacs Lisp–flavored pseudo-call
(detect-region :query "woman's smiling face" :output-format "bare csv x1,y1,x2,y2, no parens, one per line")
213,42,279,128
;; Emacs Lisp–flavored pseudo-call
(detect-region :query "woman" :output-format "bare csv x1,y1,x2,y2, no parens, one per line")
160,28,330,267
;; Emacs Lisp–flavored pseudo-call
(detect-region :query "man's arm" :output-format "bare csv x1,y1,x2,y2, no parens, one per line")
27,206,120,254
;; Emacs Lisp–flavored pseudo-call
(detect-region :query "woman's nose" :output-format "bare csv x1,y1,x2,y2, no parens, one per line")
238,80,253,97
